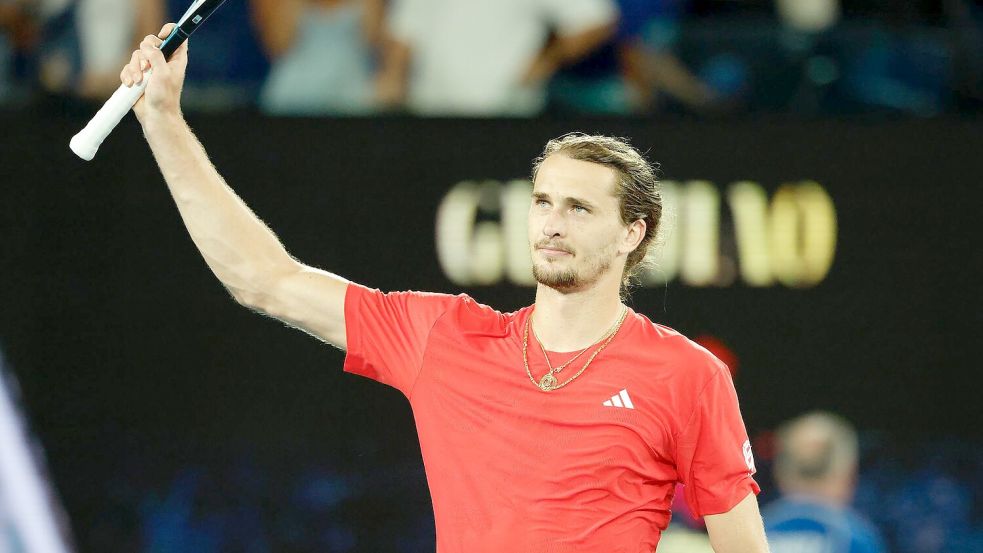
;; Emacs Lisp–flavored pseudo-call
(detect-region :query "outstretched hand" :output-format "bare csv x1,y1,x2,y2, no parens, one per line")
120,23,189,124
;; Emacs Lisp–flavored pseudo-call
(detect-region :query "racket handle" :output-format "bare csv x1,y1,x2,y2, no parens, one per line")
70,70,151,161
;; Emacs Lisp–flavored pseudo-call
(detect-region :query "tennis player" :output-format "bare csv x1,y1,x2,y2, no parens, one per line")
122,23,770,553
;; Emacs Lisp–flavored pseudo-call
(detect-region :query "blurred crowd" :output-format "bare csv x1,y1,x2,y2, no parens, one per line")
72,412,983,553
0,0,980,117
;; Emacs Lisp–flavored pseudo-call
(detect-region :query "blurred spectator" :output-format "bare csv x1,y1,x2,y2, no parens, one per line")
164,0,269,110
0,0,35,104
255,0,385,115
4,0,976,116
375,0,618,116
37,0,161,100
551,0,722,115
763,412,887,553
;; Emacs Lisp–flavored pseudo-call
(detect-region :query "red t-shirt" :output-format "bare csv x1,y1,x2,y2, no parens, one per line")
343,283,759,553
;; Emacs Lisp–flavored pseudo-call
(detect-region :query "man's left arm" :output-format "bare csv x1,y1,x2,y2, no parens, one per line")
704,492,770,553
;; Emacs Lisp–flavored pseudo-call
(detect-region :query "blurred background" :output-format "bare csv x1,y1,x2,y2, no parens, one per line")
1,0,981,116
0,0,981,552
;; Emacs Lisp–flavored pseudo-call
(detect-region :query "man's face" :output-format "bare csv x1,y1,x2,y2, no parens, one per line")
528,154,626,292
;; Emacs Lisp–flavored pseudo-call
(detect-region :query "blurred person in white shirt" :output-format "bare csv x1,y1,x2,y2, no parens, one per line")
375,0,617,116
256,0,386,115
38,0,161,100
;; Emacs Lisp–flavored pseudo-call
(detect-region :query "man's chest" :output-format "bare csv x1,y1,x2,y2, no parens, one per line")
411,332,685,474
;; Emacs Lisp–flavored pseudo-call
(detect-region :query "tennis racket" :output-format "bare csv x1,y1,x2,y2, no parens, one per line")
70,0,229,161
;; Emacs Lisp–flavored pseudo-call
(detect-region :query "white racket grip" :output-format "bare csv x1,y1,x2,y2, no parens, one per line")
70,70,152,161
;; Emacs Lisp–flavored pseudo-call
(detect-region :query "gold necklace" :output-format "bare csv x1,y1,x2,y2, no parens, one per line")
522,305,629,392
533,333,592,375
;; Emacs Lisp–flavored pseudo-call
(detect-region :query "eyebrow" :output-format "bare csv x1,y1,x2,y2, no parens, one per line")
531,192,598,210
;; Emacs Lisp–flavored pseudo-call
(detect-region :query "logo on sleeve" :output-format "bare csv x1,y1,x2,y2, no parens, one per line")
742,439,756,475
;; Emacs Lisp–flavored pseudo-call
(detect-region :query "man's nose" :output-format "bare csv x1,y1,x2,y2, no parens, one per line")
542,208,566,237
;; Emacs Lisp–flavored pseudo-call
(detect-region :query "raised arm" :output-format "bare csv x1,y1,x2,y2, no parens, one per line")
121,24,350,349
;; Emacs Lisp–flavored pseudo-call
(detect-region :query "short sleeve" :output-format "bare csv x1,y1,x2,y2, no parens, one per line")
539,0,617,36
675,359,760,517
343,282,462,398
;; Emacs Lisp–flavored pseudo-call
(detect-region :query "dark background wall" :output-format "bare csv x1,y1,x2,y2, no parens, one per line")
1,114,980,550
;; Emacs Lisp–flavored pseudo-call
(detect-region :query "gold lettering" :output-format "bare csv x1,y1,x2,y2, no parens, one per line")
436,181,505,285
728,181,774,287
770,182,837,287
435,178,837,288
680,181,720,286
503,180,535,286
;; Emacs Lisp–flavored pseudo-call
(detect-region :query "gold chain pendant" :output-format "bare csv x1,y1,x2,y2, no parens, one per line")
523,305,629,392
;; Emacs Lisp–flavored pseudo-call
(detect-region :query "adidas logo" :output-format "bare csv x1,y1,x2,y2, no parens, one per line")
602,389,635,409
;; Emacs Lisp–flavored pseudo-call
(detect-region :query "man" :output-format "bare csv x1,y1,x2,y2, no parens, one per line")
551,0,723,115
33,0,162,99
120,24,770,552
763,412,886,553
374,0,617,115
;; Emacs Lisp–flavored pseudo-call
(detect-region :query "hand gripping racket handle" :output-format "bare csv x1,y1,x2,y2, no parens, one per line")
69,0,227,161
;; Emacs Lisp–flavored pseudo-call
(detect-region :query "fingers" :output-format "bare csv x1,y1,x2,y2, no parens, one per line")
120,25,179,88
121,50,139,87
140,33,164,51
158,22,177,39
120,49,151,87
140,39,168,77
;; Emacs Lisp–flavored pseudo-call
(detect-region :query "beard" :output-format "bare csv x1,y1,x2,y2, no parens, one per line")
532,262,579,289
532,251,612,291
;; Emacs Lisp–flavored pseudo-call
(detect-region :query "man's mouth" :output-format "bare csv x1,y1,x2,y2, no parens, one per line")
538,246,572,255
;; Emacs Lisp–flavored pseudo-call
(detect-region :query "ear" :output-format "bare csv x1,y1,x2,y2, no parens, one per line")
620,219,646,256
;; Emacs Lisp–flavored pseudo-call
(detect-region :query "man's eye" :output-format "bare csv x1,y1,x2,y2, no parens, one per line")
573,205,589,213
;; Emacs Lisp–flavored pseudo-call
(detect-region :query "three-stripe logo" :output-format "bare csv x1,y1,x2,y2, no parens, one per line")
602,389,634,409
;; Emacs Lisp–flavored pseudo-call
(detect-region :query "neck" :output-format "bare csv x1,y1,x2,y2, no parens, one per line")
532,282,625,352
